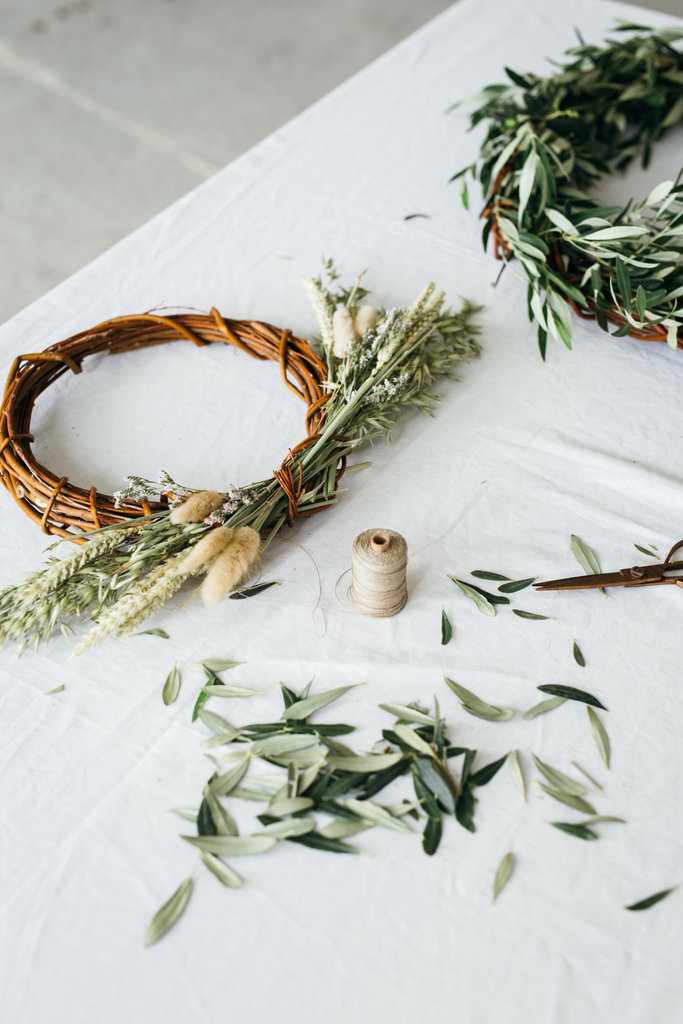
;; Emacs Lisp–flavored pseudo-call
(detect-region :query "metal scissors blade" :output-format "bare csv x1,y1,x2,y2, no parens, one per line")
534,540,683,592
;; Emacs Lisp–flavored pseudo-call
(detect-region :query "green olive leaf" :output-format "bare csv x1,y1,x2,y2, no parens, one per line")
325,753,404,773
144,875,193,947
448,577,496,616
249,734,319,757
551,822,599,841
209,756,250,797
498,577,537,593
200,684,263,698
378,703,436,727
573,641,586,667
626,887,677,911
538,783,596,815
257,818,316,839
522,696,567,719
537,684,606,710
492,851,514,903
189,659,245,672
531,753,587,796
182,834,277,856
441,606,453,645
587,707,611,769
319,819,372,840
393,723,435,758
228,581,280,600
508,749,526,801
197,708,239,739
282,684,361,721
444,675,515,721
199,851,242,888
345,798,415,834
162,665,181,706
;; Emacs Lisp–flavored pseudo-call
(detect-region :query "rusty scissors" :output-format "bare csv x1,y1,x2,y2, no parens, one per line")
534,540,683,592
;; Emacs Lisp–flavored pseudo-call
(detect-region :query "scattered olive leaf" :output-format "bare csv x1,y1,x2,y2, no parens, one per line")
182,834,277,856
444,675,515,721
325,753,404,773
626,887,677,912
522,696,566,720
570,534,605,595
531,753,587,797
492,852,514,903
44,684,65,695
551,822,598,841
513,609,552,620
537,684,606,710
573,641,586,667
448,577,496,615
378,703,436,727
471,570,510,581
537,783,597,815
634,544,658,559
570,534,602,576
144,875,193,947
587,707,611,769
282,684,361,721
229,581,280,600
498,577,537,593
508,749,526,801
134,628,170,639
200,684,263,699
345,798,415,834
469,754,508,787
441,606,453,645
189,659,244,673
162,665,181,706
199,851,242,888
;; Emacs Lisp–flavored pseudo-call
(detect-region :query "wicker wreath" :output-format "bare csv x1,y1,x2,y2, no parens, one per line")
0,310,332,539
454,25,683,356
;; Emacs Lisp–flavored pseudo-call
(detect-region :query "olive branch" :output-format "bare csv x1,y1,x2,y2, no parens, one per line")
453,23,683,357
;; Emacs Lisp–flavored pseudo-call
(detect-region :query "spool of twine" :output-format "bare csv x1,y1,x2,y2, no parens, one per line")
350,528,408,617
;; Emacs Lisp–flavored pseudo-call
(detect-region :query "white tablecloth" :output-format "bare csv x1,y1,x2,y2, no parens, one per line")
2,1,683,1021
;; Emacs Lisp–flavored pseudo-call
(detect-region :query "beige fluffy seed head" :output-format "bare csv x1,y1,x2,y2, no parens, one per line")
354,304,378,337
201,527,261,608
332,306,359,358
176,526,234,575
169,490,224,525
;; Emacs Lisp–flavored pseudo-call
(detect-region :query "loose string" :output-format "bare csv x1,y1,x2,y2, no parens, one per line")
350,528,408,618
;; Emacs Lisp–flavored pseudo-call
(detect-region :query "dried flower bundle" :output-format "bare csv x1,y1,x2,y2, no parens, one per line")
0,263,480,652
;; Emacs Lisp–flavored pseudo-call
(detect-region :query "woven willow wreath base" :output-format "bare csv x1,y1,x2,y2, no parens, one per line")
0,311,331,539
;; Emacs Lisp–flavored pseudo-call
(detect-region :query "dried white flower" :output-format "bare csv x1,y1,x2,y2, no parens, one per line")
201,527,261,608
176,526,234,575
332,306,359,358
354,304,378,337
169,490,224,525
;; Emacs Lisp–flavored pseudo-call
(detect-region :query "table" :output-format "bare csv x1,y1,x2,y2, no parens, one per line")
1,1,682,1021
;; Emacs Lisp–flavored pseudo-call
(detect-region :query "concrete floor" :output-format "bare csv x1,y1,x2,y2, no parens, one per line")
1,0,680,325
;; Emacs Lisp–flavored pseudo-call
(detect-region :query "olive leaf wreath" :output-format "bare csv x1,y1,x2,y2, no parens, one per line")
453,22,683,357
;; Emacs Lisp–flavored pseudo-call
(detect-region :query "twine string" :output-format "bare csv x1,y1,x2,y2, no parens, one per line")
350,528,408,617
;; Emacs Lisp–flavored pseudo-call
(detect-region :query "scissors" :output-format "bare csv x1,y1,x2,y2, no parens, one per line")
534,540,683,592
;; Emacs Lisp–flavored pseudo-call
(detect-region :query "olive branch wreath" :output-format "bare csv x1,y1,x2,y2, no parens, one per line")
453,22,683,357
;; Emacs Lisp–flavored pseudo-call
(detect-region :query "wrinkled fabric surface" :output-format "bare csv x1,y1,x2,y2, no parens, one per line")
1,1,682,1021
